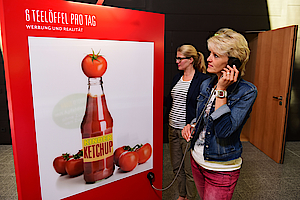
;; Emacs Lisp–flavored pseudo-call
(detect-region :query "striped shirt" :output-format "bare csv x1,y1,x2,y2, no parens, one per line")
169,76,191,129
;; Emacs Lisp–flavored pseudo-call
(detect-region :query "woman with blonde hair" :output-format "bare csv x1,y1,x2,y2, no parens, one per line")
165,44,209,200
182,28,257,200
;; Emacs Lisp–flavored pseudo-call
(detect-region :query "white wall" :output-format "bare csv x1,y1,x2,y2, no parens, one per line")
268,0,300,64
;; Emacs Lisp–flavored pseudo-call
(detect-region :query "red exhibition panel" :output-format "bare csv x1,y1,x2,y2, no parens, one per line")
0,0,164,199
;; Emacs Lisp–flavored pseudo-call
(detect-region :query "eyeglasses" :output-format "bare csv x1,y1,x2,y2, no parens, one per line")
175,57,191,62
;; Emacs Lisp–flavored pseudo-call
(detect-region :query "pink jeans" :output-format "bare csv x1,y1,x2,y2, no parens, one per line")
190,155,240,200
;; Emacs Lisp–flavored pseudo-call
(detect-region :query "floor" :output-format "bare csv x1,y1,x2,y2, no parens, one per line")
0,142,300,200
0,145,18,200
162,141,300,200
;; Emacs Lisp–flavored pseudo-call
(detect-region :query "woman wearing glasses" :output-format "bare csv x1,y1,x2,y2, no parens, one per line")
165,44,209,200
182,28,257,200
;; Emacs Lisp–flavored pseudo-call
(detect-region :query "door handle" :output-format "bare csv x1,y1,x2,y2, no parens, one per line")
273,96,283,100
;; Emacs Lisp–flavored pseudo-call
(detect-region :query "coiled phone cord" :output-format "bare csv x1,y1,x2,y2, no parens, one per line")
150,84,218,191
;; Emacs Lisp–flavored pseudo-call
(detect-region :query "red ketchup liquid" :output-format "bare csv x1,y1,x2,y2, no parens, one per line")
81,78,114,183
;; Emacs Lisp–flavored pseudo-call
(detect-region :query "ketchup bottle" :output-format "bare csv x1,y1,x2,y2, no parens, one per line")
81,77,114,183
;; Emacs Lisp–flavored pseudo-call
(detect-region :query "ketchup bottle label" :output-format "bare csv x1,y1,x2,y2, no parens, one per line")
82,133,113,162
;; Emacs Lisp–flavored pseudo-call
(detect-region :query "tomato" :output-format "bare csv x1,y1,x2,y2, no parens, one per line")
53,153,72,175
114,143,151,172
118,151,139,172
114,145,131,166
65,158,84,177
135,143,152,164
114,146,126,166
82,50,107,78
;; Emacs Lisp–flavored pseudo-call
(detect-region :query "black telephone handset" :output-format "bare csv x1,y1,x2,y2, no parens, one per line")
228,57,242,70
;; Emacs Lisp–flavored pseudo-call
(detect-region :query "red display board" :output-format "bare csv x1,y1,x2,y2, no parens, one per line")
0,0,164,199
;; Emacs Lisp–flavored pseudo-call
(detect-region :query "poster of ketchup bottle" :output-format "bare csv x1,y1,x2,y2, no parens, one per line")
81,52,114,183
0,0,165,197
25,37,155,199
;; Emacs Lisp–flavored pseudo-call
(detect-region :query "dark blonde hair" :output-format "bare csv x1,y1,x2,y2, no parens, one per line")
177,45,206,73
207,28,250,76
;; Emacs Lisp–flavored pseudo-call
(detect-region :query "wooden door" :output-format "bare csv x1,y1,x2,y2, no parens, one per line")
249,25,298,163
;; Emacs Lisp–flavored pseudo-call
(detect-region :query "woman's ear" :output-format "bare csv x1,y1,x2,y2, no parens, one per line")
189,57,194,64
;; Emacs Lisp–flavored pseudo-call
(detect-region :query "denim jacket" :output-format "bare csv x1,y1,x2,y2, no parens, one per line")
190,75,257,161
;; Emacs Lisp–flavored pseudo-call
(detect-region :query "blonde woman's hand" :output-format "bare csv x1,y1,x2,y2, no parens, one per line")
182,124,194,142
217,65,239,90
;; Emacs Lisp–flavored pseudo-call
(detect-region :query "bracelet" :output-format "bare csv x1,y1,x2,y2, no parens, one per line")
215,90,227,98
